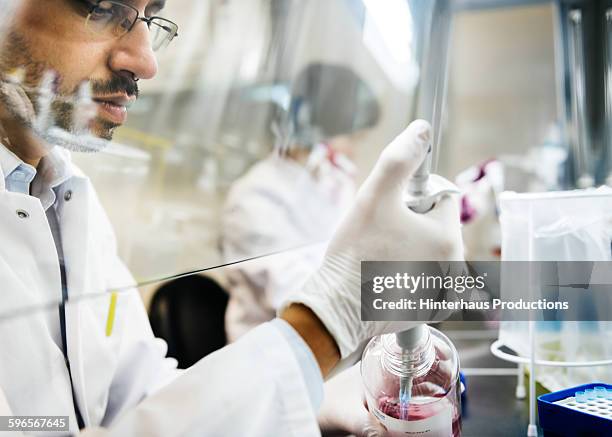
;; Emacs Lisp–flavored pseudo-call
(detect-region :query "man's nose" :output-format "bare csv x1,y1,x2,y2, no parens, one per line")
108,20,158,81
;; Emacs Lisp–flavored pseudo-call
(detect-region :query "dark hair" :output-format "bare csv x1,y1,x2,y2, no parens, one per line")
286,63,380,146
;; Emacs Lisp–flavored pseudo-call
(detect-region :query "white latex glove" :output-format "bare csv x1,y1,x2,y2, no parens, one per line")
318,364,385,437
279,120,464,364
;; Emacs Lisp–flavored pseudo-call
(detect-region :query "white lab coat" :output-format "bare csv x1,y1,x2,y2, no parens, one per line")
0,149,319,436
222,154,355,341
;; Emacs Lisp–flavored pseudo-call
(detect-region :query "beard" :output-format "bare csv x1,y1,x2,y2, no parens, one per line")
0,31,139,149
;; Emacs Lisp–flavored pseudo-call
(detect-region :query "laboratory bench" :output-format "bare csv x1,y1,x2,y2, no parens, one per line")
444,324,543,437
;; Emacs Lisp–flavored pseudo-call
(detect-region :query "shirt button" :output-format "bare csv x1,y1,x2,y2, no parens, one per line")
16,209,29,219
64,190,73,201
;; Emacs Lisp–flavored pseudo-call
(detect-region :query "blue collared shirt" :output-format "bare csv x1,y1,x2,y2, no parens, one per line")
0,144,74,210
4,162,36,194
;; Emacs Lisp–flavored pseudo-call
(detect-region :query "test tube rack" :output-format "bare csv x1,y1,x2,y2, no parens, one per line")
537,383,612,436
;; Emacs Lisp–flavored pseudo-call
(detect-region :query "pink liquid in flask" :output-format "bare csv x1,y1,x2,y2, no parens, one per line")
362,326,462,436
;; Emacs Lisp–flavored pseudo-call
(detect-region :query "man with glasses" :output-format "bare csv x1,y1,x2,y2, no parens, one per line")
0,1,463,436
0,0,177,143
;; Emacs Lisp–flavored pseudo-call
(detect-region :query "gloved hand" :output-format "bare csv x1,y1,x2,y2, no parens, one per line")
279,120,464,366
318,363,385,437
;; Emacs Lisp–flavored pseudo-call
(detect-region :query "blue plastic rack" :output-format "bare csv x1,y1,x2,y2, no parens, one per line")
538,383,612,436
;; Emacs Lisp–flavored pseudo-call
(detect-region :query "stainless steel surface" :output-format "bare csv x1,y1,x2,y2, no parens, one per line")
454,0,550,11
567,9,593,187
406,0,452,214
606,8,612,185
442,323,542,436
555,0,612,187
412,0,453,175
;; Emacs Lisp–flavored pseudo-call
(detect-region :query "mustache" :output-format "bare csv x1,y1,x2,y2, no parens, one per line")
89,75,139,98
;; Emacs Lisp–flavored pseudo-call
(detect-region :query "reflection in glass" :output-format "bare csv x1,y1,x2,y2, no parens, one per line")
221,62,380,340
0,0,454,300
0,1,462,423
70,0,454,290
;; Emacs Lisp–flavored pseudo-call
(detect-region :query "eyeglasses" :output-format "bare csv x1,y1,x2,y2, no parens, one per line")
85,1,179,51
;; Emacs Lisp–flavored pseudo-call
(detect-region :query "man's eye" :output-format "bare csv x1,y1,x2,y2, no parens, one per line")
89,5,115,21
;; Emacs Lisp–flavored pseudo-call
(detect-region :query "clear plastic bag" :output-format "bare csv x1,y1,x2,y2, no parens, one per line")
498,187,612,391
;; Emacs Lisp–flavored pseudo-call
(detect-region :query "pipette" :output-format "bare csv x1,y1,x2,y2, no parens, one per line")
396,325,427,419
397,140,434,419
398,130,459,419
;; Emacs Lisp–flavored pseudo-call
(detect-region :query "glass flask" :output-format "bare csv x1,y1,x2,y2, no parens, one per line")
361,325,461,437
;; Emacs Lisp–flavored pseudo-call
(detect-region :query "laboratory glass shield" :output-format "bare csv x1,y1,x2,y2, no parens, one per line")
73,0,454,294
0,1,452,315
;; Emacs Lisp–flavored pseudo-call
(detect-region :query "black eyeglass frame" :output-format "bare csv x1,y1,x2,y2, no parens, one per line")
86,0,179,47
